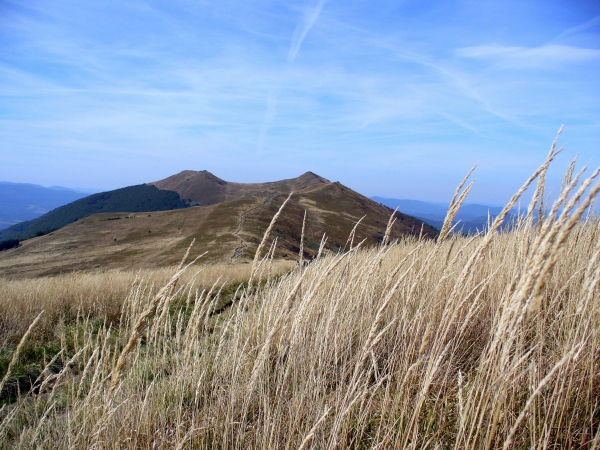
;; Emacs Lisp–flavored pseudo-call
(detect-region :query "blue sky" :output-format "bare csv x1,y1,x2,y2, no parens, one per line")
1,0,599,204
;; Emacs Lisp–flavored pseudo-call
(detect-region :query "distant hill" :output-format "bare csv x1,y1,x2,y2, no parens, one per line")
0,184,188,244
0,182,89,230
0,172,436,278
371,196,515,233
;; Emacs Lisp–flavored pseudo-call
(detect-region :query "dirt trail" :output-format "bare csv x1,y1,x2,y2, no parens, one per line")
231,196,273,260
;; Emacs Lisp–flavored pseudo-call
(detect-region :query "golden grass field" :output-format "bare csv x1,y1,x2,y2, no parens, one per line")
0,142,599,449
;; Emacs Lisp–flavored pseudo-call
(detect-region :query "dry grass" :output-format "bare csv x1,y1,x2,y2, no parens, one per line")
0,262,292,346
1,148,599,449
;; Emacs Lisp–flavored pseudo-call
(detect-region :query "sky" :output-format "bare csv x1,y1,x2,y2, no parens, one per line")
1,0,599,204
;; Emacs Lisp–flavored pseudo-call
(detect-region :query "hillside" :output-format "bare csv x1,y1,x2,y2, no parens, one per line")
0,184,188,244
0,182,88,230
0,171,332,245
0,175,435,278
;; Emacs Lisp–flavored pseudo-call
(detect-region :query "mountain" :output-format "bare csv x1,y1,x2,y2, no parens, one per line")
0,185,188,243
0,172,436,278
149,170,330,205
0,182,89,230
371,196,514,233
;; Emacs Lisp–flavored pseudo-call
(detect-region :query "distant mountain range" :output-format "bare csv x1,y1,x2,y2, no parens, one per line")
0,184,189,243
371,197,515,233
0,182,89,231
0,178,517,245
0,171,436,278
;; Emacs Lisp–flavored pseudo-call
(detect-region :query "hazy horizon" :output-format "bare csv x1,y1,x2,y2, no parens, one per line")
1,0,599,204
0,175,567,209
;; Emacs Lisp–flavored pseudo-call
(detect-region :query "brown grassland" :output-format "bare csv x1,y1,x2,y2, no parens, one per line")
0,141,599,449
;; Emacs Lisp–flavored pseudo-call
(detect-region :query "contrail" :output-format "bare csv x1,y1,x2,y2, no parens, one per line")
258,90,277,151
287,0,326,62
552,14,600,42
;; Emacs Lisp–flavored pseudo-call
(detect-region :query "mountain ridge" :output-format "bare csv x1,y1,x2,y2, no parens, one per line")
0,171,436,278
149,170,330,205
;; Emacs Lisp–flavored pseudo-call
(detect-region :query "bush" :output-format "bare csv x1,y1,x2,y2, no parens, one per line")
0,239,19,252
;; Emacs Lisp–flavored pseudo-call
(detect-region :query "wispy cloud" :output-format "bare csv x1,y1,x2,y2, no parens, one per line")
455,44,600,67
287,0,326,62
0,0,598,203
553,15,600,41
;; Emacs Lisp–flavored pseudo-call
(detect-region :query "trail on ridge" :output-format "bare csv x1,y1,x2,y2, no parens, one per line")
231,196,273,261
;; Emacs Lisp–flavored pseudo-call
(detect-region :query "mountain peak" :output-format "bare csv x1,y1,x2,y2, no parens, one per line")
149,170,331,205
292,172,329,190
155,170,226,184
149,170,227,205
297,171,329,182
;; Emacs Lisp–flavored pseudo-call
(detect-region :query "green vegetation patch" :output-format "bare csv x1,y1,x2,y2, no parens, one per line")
0,238,19,252
0,340,62,405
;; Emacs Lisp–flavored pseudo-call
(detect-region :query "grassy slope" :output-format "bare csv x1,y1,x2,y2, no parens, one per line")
0,203,241,278
239,182,435,258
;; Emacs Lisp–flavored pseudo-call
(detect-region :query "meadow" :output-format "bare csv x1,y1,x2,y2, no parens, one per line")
0,144,599,449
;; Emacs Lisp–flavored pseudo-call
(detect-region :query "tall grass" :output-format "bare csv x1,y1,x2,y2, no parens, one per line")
0,263,294,345
1,149,599,448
